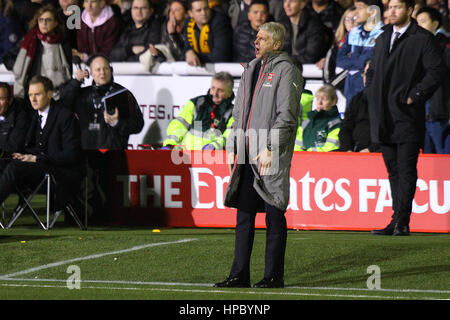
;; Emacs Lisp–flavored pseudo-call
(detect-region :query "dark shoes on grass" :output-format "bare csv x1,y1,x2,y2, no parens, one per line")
371,222,410,236
214,276,284,288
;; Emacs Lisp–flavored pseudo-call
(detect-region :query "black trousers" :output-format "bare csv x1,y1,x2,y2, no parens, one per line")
0,159,81,210
230,164,287,281
380,143,421,226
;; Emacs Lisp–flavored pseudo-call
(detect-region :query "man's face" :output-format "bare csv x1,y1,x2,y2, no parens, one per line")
28,83,52,112
0,88,11,115
131,0,152,25
254,29,279,59
209,79,232,105
354,1,370,24
283,0,305,18
84,0,105,17
417,12,439,33
425,0,439,7
90,57,112,85
59,0,78,10
388,0,412,26
248,4,268,30
188,0,210,27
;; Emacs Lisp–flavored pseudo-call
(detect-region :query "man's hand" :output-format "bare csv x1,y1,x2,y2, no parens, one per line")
132,45,146,55
12,153,36,162
74,69,89,82
407,97,413,105
186,50,201,66
149,44,159,56
226,152,235,176
253,148,272,176
104,108,119,127
72,49,85,61
167,10,177,34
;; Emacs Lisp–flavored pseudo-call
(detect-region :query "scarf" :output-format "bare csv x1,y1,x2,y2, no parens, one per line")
13,27,65,97
186,19,211,55
20,27,63,69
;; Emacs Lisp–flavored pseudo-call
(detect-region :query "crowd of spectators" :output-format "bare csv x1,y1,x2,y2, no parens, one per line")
0,0,449,154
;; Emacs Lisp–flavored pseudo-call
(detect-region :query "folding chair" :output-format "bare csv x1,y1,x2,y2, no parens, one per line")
5,173,87,230
0,202,4,229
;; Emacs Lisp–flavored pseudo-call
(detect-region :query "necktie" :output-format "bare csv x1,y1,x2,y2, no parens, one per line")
38,115,43,128
390,32,400,52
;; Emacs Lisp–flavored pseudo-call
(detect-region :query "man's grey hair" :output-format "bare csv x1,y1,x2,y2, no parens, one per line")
212,72,234,91
258,22,286,50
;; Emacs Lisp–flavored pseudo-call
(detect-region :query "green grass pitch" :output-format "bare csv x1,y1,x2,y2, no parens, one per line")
0,196,449,301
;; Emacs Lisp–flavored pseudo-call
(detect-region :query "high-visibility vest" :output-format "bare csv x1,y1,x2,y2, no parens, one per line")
294,106,341,152
163,96,234,150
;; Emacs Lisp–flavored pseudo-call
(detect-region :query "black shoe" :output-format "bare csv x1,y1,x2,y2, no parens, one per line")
253,278,284,288
393,223,410,236
213,276,250,288
371,223,395,235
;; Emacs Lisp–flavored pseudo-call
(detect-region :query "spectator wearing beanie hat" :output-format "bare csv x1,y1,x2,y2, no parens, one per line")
336,0,384,106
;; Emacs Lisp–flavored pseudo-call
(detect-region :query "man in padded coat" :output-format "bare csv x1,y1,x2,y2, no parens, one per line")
214,22,303,289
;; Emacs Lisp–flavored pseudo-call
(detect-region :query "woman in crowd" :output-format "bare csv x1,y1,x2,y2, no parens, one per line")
12,4,72,99
294,84,342,152
321,6,357,93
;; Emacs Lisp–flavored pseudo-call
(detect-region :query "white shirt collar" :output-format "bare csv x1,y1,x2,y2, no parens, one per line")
38,105,50,128
393,21,411,37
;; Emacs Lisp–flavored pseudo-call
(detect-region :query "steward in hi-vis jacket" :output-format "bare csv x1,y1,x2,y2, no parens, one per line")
163,72,235,150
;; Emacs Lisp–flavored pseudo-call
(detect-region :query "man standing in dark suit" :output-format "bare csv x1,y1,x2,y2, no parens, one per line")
366,0,445,236
0,75,84,210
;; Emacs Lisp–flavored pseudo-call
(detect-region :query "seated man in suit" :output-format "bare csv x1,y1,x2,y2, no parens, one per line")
0,75,84,212
0,82,29,157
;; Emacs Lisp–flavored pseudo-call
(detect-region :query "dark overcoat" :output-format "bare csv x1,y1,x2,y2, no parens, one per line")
366,20,445,145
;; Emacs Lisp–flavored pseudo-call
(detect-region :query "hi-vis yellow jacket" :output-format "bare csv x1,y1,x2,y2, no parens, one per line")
163,93,234,150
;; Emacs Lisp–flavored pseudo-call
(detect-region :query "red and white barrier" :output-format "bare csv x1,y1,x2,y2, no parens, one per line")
108,150,450,233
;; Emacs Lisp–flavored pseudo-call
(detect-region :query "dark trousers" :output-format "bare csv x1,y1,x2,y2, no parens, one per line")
230,164,287,281
0,159,81,210
0,160,50,204
380,143,420,226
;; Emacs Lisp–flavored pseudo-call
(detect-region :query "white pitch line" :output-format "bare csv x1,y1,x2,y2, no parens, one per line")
2,278,449,297
0,282,448,300
0,238,197,279
289,285,450,294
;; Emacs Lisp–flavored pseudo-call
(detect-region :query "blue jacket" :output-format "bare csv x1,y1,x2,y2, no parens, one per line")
336,22,384,72
0,14,24,64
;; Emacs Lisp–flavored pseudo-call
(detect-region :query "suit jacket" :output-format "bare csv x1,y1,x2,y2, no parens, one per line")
366,21,445,145
25,101,83,172
0,99,29,155
23,101,84,206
